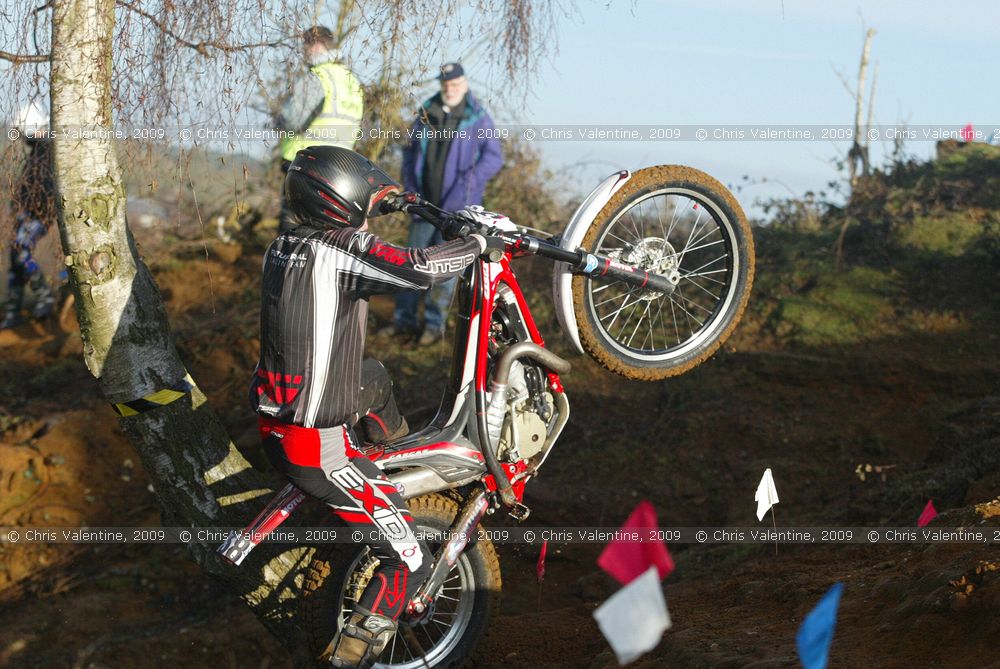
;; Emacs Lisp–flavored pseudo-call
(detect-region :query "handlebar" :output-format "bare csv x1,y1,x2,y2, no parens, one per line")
381,193,677,295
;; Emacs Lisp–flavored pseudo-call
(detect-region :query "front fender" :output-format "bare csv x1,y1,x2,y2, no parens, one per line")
551,170,632,354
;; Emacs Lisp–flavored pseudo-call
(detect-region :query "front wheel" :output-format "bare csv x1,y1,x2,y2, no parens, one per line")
301,494,501,668
571,165,755,380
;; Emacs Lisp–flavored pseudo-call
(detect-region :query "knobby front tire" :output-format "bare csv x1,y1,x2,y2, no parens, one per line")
571,165,754,381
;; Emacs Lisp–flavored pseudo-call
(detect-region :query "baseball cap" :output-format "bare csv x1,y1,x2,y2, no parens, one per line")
438,62,465,81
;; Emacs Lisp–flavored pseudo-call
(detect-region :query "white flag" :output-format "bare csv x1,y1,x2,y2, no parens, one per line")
593,566,671,665
755,468,779,521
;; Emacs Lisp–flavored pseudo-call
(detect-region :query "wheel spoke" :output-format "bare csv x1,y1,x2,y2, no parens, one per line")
668,294,682,344
600,292,639,329
681,275,721,301
606,231,635,247
679,236,726,256
681,254,727,276
594,288,637,309
682,224,721,256
389,627,399,660
625,208,643,243
668,291,707,326
401,626,418,661
672,285,713,317
680,267,728,282
653,194,668,240
677,206,708,266
654,296,669,349
616,297,644,343
335,525,484,668
630,301,652,349
665,195,688,240
592,279,625,294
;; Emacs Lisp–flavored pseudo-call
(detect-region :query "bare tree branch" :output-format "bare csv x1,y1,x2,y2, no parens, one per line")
115,0,286,56
830,64,855,99
0,49,49,63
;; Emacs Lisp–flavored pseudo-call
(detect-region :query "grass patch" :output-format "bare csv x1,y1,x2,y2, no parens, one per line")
899,212,986,256
769,265,899,347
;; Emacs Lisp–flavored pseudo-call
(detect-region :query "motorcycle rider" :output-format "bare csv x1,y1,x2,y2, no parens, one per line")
249,145,490,668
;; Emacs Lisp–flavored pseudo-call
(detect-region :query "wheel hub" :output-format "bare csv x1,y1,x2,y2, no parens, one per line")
610,237,680,301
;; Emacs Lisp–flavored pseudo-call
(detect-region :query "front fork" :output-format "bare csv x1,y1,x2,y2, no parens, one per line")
406,489,490,618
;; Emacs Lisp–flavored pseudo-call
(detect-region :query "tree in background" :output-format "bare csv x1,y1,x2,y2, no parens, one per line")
832,24,877,260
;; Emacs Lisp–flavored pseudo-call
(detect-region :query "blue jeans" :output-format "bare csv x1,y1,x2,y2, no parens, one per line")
393,219,456,333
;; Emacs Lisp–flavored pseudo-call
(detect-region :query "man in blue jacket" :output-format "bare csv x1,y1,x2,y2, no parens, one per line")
383,62,503,346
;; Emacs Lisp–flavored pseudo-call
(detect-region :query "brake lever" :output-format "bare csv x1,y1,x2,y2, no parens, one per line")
380,191,423,215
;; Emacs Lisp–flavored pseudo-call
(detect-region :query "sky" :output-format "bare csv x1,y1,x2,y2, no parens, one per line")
3,0,998,219
454,0,1000,213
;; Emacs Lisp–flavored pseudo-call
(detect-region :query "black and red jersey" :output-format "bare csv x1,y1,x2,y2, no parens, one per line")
249,224,482,428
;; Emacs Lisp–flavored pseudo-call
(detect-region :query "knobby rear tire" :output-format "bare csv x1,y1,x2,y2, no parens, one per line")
300,494,501,669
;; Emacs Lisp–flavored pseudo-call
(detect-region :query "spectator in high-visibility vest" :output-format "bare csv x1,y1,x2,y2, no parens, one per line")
275,26,364,232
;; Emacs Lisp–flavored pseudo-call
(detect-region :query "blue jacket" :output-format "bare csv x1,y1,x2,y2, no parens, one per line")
402,92,503,211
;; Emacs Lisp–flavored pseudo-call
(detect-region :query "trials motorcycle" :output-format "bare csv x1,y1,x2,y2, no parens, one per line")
219,165,755,667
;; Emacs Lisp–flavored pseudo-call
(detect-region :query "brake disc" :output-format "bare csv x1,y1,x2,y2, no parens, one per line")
608,237,680,301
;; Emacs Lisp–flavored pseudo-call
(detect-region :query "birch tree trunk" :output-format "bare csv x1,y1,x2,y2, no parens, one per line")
848,27,876,190
49,0,313,664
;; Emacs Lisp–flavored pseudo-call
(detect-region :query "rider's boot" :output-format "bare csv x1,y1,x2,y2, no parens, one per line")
321,607,397,669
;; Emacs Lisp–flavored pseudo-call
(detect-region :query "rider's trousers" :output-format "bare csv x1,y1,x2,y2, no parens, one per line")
258,417,431,620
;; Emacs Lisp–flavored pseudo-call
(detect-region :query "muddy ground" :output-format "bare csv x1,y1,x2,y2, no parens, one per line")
0,224,997,669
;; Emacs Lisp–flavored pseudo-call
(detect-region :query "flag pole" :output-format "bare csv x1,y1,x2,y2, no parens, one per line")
536,539,548,612
770,506,778,555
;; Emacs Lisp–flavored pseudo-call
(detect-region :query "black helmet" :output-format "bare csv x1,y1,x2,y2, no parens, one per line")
284,146,401,228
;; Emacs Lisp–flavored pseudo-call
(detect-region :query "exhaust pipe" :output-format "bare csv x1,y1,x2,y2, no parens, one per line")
479,343,570,507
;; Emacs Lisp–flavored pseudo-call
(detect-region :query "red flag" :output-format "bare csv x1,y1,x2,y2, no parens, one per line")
536,539,548,583
597,500,675,585
960,123,975,142
917,500,938,527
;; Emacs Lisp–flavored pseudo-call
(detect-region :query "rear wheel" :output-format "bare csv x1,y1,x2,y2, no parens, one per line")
301,494,501,668
571,165,754,380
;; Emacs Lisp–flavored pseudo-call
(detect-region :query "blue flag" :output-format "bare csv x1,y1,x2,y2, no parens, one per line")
796,582,844,669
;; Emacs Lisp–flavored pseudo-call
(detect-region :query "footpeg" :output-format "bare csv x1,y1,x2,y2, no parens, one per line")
509,502,531,521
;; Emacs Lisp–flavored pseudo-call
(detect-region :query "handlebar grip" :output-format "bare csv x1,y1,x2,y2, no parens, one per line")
481,236,506,262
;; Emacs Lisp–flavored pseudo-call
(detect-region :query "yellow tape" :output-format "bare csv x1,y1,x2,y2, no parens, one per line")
112,373,195,417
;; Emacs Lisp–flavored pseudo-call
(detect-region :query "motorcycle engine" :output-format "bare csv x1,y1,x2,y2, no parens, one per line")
496,360,555,462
